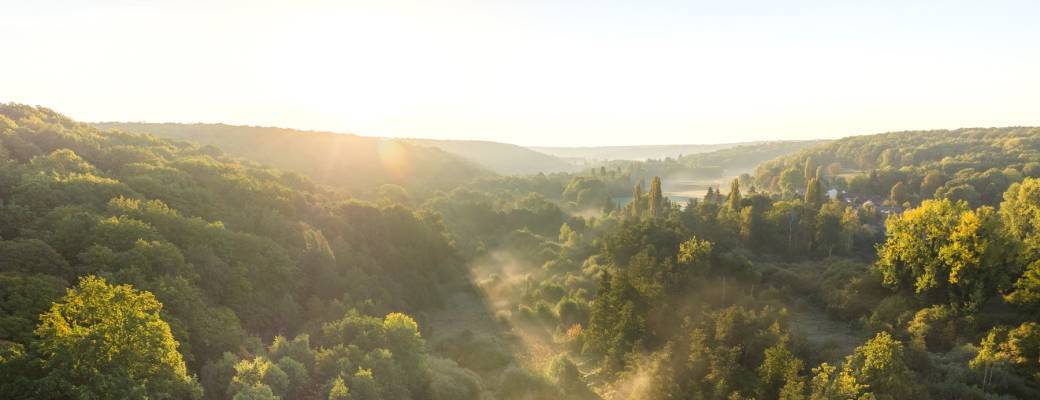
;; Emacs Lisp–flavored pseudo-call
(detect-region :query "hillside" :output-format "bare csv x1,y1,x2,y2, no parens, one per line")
6,104,1040,400
92,122,490,195
754,127,1040,206
530,142,748,162
680,140,827,175
407,138,577,175
0,104,490,399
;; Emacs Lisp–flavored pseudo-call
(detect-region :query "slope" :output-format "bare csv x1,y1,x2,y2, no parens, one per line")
407,138,578,175
92,122,490,195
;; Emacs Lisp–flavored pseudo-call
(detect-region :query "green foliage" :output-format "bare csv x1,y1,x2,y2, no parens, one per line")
498,366,561,400
327,376,350,400
0,104,471,398
563,176,609,209
427,357,483,400
33,276,202,399
648,176,664,218
727,178,742,211
1001,178,1040,310
840,332,923,400
876,199,1015,309
7,103,1040,400
805,177,824,208
0,272,66,344
971,322,1040,392
757,127,1040,207
758,338,806,400
809,332,923,400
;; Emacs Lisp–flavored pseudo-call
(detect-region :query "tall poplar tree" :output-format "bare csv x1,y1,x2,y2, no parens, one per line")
631,182,644,218
727,178,742,211
805,177,824,208
649,176,663,218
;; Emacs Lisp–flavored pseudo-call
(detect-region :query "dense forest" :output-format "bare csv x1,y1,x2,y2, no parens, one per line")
3,104,1040,400
755,128,1040,208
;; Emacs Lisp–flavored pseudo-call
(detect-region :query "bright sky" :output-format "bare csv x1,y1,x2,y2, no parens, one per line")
3,0,1039,146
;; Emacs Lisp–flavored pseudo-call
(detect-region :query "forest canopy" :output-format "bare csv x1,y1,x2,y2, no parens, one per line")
3,104,1040,399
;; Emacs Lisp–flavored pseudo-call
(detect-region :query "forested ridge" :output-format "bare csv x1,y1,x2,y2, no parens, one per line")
92,122,490,195
0,105,471,399
755,127,1040,208
3,104,1040,400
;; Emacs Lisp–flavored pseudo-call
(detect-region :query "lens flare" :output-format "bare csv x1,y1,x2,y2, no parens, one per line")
377,139,412,181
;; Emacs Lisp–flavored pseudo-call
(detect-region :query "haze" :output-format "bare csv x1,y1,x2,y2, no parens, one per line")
4,0,1039,146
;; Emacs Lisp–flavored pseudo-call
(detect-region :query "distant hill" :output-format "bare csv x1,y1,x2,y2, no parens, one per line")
529,143,750,162
681,140,827,176
406,138,577,175
754,127,1040,207
92,122,489,195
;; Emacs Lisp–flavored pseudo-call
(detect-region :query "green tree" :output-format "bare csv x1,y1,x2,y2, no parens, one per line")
877,198,1015,309
805,178,824,209
631,182,644,218
920,171,944,198
648,176,664,218
34,276,201,399
815,202,845,257
758,339,806,400
889,181,909,205
547,354,592,397
841,331,920,400
780,168,805,198
804,157,817,181
1000,178,1040,310
876,199,962,301
727,178,742,211
328,376,350,400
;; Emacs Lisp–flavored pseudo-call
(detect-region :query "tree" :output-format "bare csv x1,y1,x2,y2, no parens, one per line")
876,199,961,300
678,237,713,274
758,339,806,400
971,322,1040,389
0,272,66,344
648,176,664,218
328,376,350,400
804,157,817,181
920,171,944,198
815,202,845,257
33,276,202,399
938,206,1016,310
811,332,920,400
727,178,742,211
805,178,824,209
383,312,427,393
889,181,909,205
1000,178,1040,310
631,182,644,218
779,168,805,198
877,198,1015,309
547,355,592,396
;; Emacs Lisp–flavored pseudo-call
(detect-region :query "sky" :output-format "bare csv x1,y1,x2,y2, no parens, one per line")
3,0,1039,147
